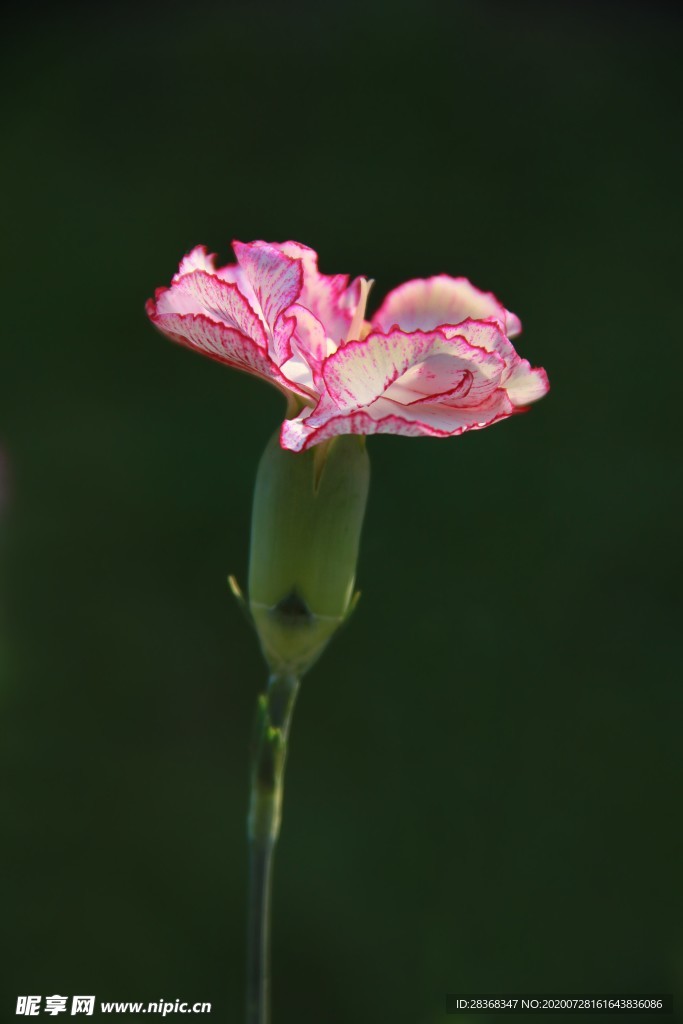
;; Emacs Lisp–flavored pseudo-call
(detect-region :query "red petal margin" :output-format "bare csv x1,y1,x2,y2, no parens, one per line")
279,403,515,452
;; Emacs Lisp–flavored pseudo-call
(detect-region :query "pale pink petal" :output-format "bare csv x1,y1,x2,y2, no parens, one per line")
214,261,250,289
156,270,268,348
271,241,362,345
278,351,316,392
322,325,505,410
321,330,441,409
213,262,268,336
373,276,521,338
174,243,279,319
439,321,516,384
282,304,332,391
173,245,218,281
279,305,328,392
233,240,303,363
504,362,550,405
147,309,312,399
280,391,515,452
280,318,532,450
287,304,328,367
281,407,427,451
384,353,501,410
439,321,548,405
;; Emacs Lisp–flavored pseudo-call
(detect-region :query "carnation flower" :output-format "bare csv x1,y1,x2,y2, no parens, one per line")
146,240,549,451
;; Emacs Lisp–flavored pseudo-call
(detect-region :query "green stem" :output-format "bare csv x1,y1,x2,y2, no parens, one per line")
246,673,300,1024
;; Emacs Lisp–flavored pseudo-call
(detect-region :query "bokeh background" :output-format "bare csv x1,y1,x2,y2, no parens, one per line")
1,1,682,1021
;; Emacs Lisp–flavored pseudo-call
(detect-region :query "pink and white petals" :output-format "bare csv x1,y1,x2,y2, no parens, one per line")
154,270,268,347
271,241,362,346
147,243,305,398
232,241,303,364
436,321,549,407
373,275,522,338
283,304,331,388
172,244,218,281
502,361,550,405
147,240,366,401
147,241,549,449
322,325,505,411
281,406,438,452
146,309,311,399
280,393,516,452
280,319,545,452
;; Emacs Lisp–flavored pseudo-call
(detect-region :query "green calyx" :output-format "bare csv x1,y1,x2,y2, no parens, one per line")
246,430,370,677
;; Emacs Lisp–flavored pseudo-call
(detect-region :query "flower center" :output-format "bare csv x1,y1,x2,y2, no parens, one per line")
345,278,373,345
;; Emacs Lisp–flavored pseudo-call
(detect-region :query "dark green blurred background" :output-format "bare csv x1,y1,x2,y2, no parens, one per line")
1,1,681,1021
